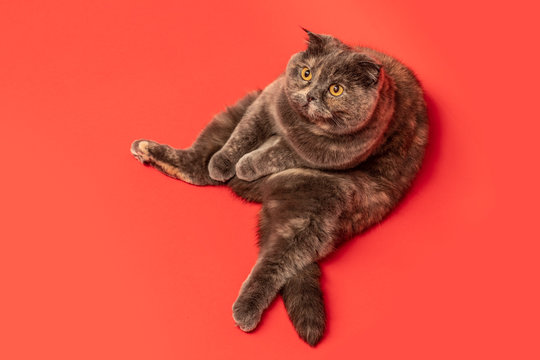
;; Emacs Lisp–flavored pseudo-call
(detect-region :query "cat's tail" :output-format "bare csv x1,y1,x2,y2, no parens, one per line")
281,262,326,346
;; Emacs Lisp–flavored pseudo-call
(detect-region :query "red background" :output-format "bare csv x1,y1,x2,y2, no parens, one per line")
1,1,539,359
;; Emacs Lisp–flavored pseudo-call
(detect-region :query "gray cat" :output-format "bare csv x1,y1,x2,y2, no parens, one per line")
131,30,428,346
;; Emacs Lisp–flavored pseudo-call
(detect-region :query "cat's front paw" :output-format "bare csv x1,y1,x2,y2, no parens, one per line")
232,297,263,332
236,155,260,181
208,151,236,182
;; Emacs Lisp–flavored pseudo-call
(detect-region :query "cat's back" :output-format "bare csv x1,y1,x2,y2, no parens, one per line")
346,46,428,204
359,46,427,126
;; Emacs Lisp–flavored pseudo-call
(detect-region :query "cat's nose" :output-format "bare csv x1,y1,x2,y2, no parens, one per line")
306,94,316,102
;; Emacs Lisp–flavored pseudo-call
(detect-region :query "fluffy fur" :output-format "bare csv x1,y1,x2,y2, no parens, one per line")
130,30,428,346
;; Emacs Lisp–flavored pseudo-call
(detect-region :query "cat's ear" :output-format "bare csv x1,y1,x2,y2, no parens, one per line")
358,60,382,87
302,28,327,53
301,28,350,55
301,28,341,54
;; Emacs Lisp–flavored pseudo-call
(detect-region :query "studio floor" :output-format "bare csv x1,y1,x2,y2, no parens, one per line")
1,1,539,359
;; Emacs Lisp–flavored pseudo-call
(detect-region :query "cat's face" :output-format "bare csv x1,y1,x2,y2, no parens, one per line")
285,31,382,135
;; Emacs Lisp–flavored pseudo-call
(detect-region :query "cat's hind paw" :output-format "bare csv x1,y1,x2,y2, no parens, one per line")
232,297,263,332
131,139,154,164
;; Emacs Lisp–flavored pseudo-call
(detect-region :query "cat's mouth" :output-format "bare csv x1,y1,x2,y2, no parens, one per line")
302,101,333,121
301,103,354,134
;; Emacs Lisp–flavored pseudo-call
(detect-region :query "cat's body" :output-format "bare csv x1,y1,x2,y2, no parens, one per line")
131,31,428,346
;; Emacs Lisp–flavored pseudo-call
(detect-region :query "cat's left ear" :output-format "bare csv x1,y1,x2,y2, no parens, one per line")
358,60,382,87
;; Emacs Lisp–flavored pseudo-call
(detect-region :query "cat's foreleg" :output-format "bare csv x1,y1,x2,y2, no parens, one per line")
130,91,260,185
208,100,273,182
235,136,307,181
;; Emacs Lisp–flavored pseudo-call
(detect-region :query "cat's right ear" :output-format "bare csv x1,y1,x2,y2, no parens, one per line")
302,28,329,54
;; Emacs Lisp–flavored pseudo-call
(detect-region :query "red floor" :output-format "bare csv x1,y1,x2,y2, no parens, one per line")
1,1,539,359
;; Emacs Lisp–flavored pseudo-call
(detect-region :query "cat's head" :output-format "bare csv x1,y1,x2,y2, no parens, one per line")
285,30,382,135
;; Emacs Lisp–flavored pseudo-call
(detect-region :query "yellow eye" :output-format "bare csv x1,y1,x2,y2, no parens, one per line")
329,84,344,96
301,67,312,81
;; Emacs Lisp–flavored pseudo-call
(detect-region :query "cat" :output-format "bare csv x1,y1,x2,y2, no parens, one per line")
130,30,428,346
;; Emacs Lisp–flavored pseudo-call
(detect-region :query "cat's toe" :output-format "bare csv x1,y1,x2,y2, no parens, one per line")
208,152,235,182
232,298,263,332
131,140,153,164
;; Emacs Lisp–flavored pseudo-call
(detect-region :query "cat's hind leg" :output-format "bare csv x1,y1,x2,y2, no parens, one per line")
232,169,351,344
281,262,326,346
131,140,214,185
130,90,261,185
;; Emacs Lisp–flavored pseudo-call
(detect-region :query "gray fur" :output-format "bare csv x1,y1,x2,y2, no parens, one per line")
130,31,428,346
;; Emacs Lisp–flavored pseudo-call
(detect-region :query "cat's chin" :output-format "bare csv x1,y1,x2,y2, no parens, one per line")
313,122,352,136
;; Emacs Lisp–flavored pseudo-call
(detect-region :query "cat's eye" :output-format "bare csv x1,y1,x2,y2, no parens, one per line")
329,84,344,96
301,67,312,81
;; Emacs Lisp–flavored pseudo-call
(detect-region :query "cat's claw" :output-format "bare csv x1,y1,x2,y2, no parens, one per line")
208,151,236,182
